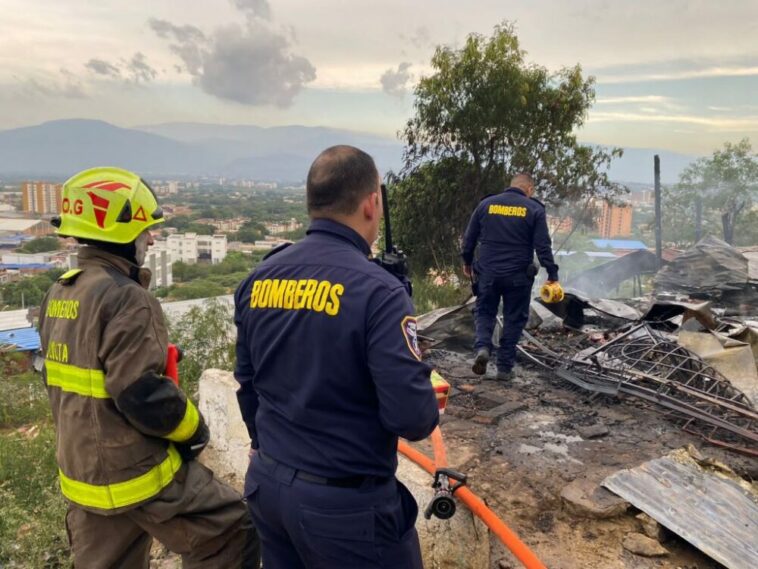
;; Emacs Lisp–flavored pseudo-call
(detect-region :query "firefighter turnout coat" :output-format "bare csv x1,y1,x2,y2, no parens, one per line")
38,246,204,514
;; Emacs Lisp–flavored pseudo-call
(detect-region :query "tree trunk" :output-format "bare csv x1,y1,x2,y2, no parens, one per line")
722,212,734,244
722,201,746,245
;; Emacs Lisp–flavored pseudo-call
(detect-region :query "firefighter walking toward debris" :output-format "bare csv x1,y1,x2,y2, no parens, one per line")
38,167,260,568
462,173,560,380
234,145,440,568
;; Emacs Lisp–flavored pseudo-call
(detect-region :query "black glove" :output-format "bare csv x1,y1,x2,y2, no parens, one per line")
175,419,210,462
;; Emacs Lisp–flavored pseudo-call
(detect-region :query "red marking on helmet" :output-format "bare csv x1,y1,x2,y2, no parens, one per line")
87,192,109,210
82,181,130,191
133,206,147,222
86,191,110,229
93,208,107,228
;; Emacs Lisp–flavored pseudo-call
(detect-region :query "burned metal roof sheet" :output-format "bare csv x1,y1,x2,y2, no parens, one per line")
603,448,758,569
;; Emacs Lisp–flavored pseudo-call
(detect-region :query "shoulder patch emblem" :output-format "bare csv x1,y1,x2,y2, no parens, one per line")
401,316,422,361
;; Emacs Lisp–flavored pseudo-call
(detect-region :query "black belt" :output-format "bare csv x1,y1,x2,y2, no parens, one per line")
258,451,389,489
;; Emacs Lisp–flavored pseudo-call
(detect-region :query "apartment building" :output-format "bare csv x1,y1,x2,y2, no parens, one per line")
142,244,173,290
21,182,63,214
164,233,227,264
596,201,633,238
263,218,302,235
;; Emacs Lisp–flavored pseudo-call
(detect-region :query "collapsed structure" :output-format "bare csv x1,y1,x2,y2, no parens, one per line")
413,235,758,567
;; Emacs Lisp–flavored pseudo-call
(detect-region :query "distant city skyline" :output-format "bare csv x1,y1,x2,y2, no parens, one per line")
1,0,756,156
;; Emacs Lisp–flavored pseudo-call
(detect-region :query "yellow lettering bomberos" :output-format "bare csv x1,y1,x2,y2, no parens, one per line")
488,204,527,218
46,299,80,320
250,279,344,316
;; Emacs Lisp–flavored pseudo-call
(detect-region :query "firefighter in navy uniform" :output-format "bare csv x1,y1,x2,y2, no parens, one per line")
234,145,440,569
462,173,560,380
38,167,259,568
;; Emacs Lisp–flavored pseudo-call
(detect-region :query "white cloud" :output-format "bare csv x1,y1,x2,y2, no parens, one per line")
596,96,672,105
149,1,315,107
589,110,758,132
380,62,413,97
598,65,758,84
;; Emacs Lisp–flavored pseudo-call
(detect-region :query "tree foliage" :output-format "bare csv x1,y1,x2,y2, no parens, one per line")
666,138,758,245
0,269,65,309
230,220,267,243
392,23,624,270
166,297,236,398
16,237,61,254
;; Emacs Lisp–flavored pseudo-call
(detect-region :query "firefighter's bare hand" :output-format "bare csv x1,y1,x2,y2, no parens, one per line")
463,265,472,278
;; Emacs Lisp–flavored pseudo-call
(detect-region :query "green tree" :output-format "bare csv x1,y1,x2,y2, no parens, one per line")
17,237,60,254
673,138,758,245
392,22,624,270
166,298,235,397
0,269,64,308
231,221,267,243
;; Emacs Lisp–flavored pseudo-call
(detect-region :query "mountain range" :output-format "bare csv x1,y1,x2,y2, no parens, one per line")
0,119,696,184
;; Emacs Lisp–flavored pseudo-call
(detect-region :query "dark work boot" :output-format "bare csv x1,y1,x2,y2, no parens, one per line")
496,369,514,381
472,348,490,375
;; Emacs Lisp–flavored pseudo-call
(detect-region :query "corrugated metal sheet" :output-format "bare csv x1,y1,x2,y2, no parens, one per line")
0,327,40,351
0,309,32,332
603,449,758,569
0,263,55,270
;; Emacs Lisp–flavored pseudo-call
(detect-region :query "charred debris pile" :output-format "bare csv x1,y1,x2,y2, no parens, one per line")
420,236,758,458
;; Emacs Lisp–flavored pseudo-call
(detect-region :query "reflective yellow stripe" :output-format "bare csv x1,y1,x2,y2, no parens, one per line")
59,445,182,510
45,360,109,399
164,400,200,442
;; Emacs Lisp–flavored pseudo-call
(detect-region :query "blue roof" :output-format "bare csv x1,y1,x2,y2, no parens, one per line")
0,233,34,245
0,263,54,270
0,327,40,351
592,239,648,250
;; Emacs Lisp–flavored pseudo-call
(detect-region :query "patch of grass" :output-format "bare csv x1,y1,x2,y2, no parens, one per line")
0,423,69,567
0,372,50,429
0,373,70,567
412,276,469,315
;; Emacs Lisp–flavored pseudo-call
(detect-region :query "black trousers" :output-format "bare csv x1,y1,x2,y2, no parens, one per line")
245,451,424,569
474,272,533,372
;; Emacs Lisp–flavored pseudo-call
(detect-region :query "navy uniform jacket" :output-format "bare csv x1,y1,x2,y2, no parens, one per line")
234,218,439,479
461,187,559,281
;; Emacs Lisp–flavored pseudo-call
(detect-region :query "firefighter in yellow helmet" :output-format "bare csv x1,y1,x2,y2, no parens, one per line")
39,167,260,568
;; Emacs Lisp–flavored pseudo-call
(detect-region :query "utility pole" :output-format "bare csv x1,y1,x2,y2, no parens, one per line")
654,155,662,269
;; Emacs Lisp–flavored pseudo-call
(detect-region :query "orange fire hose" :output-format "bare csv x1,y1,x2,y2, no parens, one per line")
398,428,547,569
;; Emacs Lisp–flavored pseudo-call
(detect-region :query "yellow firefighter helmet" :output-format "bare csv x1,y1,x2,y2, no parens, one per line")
52,167,164,244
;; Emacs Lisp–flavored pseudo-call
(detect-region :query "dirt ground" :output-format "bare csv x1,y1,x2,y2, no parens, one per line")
421,348,757,569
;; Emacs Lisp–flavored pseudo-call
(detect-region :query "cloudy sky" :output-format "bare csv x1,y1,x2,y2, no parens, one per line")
0,0,756,155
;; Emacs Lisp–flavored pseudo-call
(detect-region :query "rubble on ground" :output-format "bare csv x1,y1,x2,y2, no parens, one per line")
621,533,669,558
414,259,757,567
654,235,758,308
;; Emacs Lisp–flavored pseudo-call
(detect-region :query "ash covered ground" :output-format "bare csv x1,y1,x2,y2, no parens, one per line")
421,347,756,569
